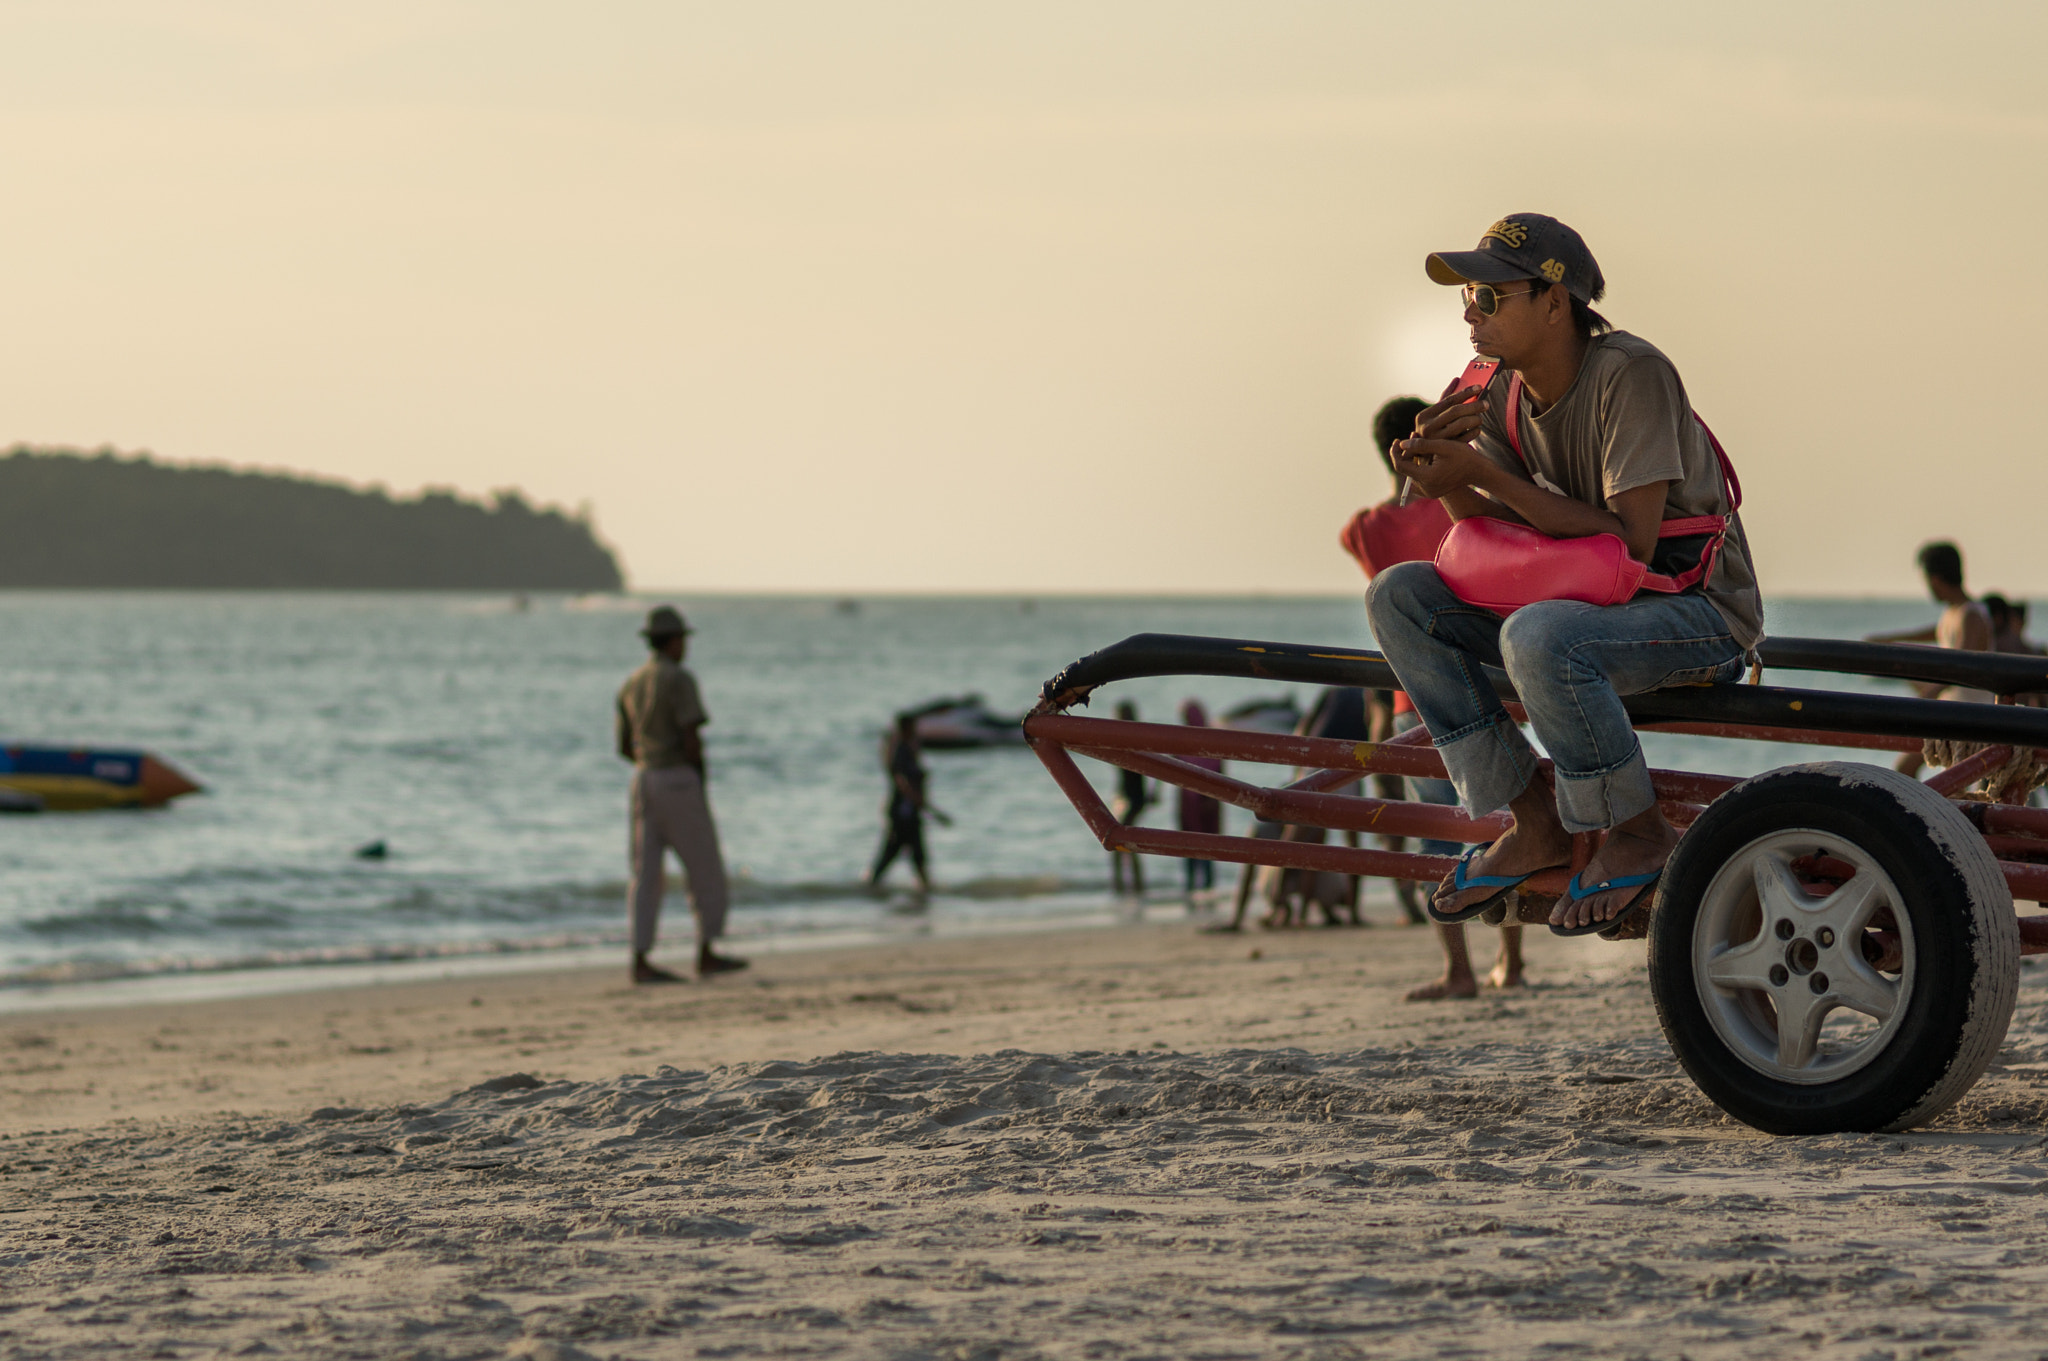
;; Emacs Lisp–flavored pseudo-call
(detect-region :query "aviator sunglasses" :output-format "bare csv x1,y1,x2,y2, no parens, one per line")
1461,282,1546,315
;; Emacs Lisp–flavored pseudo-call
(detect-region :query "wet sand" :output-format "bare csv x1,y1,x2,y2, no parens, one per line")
5,919,2048,1358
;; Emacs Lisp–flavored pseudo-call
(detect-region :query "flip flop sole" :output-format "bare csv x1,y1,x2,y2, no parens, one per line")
1425,883,1520,926
1548,872,1662,938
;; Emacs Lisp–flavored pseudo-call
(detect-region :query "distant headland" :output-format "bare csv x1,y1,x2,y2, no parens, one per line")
0,449,623,590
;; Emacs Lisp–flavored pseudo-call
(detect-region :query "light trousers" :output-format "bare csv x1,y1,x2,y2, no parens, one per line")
628,765,729,952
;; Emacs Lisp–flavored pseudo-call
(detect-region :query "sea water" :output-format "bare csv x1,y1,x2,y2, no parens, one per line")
0,592,1979,996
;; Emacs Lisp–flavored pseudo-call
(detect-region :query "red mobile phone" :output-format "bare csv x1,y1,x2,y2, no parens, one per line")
1451,356,1500,394
1400,358,1497,506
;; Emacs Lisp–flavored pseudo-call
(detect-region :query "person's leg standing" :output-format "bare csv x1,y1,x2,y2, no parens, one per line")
628,766,669,958
905,816,930,891
871,824,906,885
1391,707,1524,1000
644,766,736,967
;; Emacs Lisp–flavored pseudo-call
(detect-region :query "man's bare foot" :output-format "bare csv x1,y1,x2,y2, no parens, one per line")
1404,973,1478,1002
1432,820,1571,919
632,957,688,985
1487,923,1527,988
1550,816,1679,932
697,948,749,977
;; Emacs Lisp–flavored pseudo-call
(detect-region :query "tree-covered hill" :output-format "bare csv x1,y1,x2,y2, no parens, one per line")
0,449,623,590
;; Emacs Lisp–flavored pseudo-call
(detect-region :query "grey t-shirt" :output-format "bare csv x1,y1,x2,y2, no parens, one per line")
1472,331,1763,650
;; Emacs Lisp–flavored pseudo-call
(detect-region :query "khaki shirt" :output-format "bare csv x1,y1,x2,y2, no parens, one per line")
616,656,707,769
1473,331,1764,651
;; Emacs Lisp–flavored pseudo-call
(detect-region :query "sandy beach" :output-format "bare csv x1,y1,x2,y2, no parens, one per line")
3,920,2048,1359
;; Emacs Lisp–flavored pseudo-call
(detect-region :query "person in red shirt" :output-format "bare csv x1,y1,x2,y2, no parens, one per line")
1342,397,1527,999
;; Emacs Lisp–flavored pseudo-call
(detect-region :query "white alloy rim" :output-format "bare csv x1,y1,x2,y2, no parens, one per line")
1691,829,1916,1085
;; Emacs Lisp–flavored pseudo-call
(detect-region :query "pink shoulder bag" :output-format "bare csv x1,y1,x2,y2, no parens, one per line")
1429,360,1741,616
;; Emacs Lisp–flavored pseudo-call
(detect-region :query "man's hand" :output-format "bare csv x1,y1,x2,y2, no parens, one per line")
1390,385,1497,501
1390,436,1498,501
1416,383,1487,443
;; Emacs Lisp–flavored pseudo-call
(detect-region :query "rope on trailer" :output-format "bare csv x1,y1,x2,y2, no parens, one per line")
1921,739,2048,797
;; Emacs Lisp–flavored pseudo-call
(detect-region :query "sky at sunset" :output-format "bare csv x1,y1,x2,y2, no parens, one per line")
1,2,2043,595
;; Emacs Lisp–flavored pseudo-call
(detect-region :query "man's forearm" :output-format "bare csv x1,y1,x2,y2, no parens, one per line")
1476,468,1626,542
1440,486,1517,524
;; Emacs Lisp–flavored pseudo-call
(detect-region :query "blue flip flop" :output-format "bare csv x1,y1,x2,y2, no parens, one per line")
1549,868,1664,937
1427,842,1553,926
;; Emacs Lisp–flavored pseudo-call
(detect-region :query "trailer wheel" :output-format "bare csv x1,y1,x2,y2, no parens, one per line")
1649,762,2017,1135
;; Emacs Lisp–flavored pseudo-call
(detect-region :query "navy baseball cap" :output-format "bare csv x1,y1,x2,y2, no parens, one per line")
1426,214,1605,304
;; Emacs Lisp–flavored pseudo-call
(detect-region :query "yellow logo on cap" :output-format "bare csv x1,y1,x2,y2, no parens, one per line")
1482,219,1528,249
1539,258,1566,282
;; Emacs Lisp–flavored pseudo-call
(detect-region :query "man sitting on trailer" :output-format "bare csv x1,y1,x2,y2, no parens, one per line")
1364,214,1763,936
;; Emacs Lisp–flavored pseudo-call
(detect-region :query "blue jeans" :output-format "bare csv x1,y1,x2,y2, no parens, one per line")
1364,561,1744,834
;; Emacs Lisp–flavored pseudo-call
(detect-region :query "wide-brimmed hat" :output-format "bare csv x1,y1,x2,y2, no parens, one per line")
1425,213,1605,304
640,604,691,640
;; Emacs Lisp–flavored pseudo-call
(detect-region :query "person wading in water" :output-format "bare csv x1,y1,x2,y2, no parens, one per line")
868,712,951,894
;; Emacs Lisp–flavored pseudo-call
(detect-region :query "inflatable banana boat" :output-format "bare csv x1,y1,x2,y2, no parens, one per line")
0,746,202,811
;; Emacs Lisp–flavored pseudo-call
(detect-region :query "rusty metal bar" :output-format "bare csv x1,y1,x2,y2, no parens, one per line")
1632,720,1920,754
2002,860,2048,906
1030,712,1445,776
1071,743,1512,844
1029,735,1126,846
1287,766,1368,794
1029,714,1742,809
1979,803,2048,840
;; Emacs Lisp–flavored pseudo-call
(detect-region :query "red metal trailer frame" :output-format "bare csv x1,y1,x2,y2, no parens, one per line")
1023,635,2048,945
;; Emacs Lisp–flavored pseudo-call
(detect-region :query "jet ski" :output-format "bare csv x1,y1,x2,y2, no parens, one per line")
907,696,1026,749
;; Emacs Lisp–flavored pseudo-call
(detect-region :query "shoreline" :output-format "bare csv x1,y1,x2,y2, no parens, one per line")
0,890,1219,1017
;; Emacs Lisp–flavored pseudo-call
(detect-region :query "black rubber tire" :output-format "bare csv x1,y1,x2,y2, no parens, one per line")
1649,761,2017,1135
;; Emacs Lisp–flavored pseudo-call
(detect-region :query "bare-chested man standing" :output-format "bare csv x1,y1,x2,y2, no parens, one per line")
1867,541,1993,774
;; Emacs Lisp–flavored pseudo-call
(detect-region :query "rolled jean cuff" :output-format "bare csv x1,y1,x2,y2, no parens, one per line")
1554,750,1658,834
1437,716,1539,820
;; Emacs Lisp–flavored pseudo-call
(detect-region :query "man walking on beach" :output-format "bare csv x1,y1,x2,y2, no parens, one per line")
617,605,747,983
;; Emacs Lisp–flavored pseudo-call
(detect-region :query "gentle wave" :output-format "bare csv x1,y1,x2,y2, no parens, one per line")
0,879,1120,990
0,929,630,988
